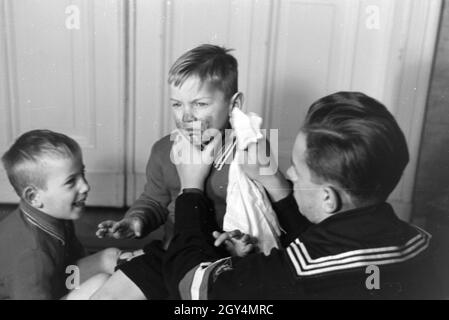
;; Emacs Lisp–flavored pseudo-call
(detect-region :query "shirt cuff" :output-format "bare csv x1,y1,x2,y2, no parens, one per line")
271,192,296,212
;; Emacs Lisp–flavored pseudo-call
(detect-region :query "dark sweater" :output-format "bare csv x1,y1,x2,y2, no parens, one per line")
0,201,85,299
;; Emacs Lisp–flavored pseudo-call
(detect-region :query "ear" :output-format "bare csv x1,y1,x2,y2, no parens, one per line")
22,185,43,209
322,186,341,214
229,92,244,113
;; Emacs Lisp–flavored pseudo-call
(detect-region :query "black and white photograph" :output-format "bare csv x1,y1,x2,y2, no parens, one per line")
0,0,448,304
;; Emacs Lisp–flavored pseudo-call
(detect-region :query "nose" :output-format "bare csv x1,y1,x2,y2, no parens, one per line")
181,105,196,122
79,176,90,194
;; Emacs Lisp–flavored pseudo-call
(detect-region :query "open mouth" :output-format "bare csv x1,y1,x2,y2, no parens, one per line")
72,198,87,208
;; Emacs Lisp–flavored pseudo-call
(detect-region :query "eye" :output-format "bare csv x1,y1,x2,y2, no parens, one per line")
171,102,181,108
65,179,76,188
195,102,209,107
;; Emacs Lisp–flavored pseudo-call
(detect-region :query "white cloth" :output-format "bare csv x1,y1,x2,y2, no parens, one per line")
223,108,282,255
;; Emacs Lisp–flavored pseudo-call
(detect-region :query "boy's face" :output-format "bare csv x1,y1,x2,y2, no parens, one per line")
36,155,90,220
286,132,326,224
170,76,232,145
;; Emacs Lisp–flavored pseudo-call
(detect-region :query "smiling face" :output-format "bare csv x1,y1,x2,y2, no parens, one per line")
286,132,326,224
170,76,232,145
36,155,90,220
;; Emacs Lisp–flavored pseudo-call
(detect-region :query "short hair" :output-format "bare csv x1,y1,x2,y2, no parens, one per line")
301,92,409,203
168,44,238,100
1,129,81,196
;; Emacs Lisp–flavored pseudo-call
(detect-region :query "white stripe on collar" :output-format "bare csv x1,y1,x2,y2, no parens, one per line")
287,227,430,277
22,210,65,245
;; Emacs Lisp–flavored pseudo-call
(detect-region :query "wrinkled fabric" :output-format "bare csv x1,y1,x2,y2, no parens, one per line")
223,108,281,255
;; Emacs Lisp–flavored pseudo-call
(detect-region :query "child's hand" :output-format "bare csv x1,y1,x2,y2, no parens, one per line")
96,216,144,239
171,130,221,190
212,230,257,257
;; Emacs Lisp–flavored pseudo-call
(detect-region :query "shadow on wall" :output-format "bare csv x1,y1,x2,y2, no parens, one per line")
413,0,449,299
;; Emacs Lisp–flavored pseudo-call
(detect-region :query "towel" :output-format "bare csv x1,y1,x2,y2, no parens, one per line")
223,108,282,255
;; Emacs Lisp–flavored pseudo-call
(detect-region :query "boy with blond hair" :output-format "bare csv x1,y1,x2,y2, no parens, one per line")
0,130,120,299
91,44,246,299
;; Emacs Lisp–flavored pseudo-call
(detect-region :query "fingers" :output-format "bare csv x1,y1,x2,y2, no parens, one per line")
171,131,202,167
97,219,134,239
212,230,259,257
96,218,143,239
228,229,243,239
95,228,108,238
96,220,116,238
131,218,143,237
241,234,250,244
110,220,123,234
213,231,232,247
97,220,115,229
213,230,243,247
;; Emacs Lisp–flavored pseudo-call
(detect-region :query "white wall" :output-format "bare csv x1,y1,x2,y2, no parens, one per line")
0,0,442,220
0,0,126,206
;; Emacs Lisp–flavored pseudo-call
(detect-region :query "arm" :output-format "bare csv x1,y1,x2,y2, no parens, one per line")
97,141,171,239
124,142,171,236
164,191,226,298
164,191,298,299
272,192,312,247
164,133,298,299
238,138,311,245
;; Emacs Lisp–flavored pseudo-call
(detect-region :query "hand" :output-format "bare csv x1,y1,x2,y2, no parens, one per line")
239,137,276,182
238,138,291,202
96,216,144,239
212,230,257,257
75,247,122,282
171,130,221,190
99,247,122,274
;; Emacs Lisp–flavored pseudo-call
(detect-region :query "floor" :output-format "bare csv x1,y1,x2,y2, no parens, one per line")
0,204,163,253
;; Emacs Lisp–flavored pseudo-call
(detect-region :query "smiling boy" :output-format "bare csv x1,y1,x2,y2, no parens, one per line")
0,130,90,299
0,129,122,300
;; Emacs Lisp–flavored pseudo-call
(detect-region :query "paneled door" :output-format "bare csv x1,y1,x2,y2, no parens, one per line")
0,0,126,206
129,0,442,221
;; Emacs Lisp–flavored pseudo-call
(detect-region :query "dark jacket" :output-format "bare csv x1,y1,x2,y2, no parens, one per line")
164,192,439,299
0,201,85,299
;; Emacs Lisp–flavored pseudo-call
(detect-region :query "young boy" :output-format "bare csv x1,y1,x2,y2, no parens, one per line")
91,44,245,299
0,130,120,299
164,91,441,299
